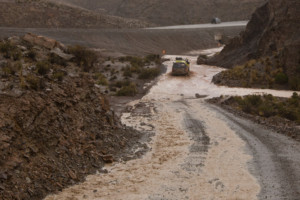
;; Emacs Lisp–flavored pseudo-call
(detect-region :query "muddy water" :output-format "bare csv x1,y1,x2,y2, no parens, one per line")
45,52,298,200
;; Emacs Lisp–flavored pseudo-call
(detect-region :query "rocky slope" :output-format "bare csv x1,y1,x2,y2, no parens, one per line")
50,0,266,26
0,34,161,199
209,0,300,91
0,0,149,28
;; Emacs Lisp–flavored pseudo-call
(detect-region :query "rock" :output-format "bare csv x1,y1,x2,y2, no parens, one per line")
0,60,7,67
8,36,21,45
195,93,208,98
102,155,114,163
26,177,31,184
197,55,207,65
50,48,73,60
0,173,8,180
68,170,77,180
208,0,300,90
23,33,65,50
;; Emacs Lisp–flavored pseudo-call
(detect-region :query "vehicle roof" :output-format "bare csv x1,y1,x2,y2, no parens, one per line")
174,60,189,65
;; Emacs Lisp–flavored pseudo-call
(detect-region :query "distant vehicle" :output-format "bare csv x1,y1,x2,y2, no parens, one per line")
211,17,221,24
172,57,190,76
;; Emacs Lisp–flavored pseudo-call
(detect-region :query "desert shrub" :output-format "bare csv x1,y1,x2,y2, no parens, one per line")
232,94,300,123
109,75,117,81
138,67,160,79
116,82,137,96
0,41,23,61
68,45,97,72
245,59,257,67
109,86,117,92
198,54,208,59
96,73,108,86
287,92,299,106
274,72,288,84
1,62,15,76
144,54,161,64
130,65,142,73
25,75,40,90
26,49,37,61
258,102,276,117
245,95,262,106
289,77,300,90
119,56,144,67
36,61,50,75
52,71,65,81
222,65,246,79
114,80,130,88
264,65,272,74
110,68,116,75
236,95,262,114
12,49,22,61
48,53,67,66
123,66,132,77
0,41,14,58
280,108,299,121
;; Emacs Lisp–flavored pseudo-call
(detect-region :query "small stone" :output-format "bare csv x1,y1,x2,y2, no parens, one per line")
68,170,77,180
0,173,7,180
26,177,31,184
102,155,114,163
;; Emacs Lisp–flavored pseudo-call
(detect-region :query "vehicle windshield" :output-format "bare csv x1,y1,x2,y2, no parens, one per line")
173,62,187,68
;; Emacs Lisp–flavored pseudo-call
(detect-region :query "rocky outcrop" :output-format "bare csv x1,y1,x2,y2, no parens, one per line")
23,33,66,50
209,0,300,90
0,35,148,199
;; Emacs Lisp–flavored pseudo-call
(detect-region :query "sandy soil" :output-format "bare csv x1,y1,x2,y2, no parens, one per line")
44,50,300,200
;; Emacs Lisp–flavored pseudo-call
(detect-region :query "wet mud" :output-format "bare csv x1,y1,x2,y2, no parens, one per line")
45,52,299,199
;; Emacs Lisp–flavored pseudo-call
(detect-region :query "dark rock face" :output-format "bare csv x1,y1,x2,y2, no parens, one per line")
0,35,146,200
0,76,143,199
208,0,300,75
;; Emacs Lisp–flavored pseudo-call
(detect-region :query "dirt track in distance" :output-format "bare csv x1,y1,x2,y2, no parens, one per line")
0,26,244,55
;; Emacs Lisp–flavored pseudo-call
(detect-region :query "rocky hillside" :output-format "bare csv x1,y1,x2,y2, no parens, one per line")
0,34,162,199
0,0,149,28
50,0,266,26
209,0,300,91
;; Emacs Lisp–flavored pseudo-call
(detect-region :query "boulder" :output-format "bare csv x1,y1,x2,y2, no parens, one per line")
23,33,66,50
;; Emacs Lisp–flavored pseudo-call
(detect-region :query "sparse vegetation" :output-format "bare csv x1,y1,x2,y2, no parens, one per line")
215,56,300,91
231,93,300,123
94,73,108,86
52,71,65,81
25,74,40,90
138,67,160,79
26,48,37,61
144,54,161,64
48,53,67,66
116,82,137,96
36,61,51,75
0,41,22,60
68,45,97,72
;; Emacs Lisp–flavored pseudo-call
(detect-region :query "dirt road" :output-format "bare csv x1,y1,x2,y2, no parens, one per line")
147,21,248,30
0,26,243,55
45,52,300,200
